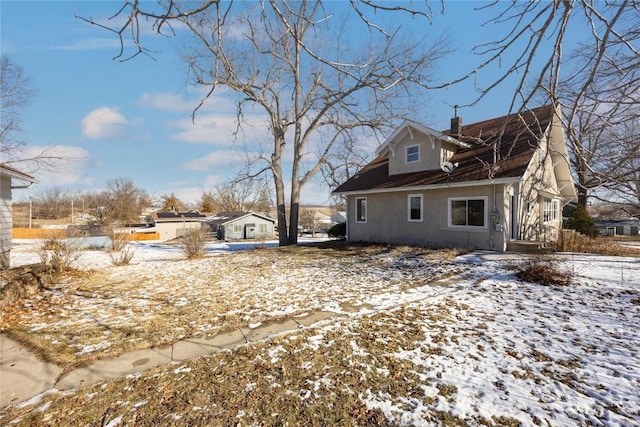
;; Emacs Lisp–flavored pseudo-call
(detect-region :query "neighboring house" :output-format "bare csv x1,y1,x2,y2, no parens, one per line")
1,163,37,268
145,211,206,241
203,212,275,240
331,211,347,225
332,104,577,251
596,219,640,236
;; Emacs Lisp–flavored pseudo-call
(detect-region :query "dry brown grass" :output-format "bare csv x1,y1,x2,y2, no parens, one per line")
557,231,640,257
1,306,502,426
0,243,465,368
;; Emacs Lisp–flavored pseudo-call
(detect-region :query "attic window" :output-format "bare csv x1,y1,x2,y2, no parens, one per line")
406,145,419,163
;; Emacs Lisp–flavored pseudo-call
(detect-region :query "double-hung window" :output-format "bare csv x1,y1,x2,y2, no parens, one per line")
406,145,419,163
449,197,487,228
408,194,423,221
355,197,367,223
543,198,559,223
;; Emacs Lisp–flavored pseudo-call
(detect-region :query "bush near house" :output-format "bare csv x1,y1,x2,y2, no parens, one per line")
564,205,598,237
327,222,346,239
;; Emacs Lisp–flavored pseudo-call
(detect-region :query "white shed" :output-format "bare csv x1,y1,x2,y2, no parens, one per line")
204,212,275,240
1,163,37,268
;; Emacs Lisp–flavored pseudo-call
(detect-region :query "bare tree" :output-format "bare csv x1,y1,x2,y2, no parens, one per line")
81,1,445,246
445,2,639,206
0,56,31,161
598,118,640,216
36,187,71,219
83,190,112,226
105,177,150,224
198,190,217,213
179,2,443,245
213,176,272,213
1,56,80,173
160,193,184,212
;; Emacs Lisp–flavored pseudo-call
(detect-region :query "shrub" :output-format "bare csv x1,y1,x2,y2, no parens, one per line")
36,233,82,272
181,229,208,259
327,222,346,239
564,205,597,237
515,256,572,286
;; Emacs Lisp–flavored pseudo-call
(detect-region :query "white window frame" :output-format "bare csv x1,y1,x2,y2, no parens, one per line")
406,145,420,163
543,198,559,223
355,197,367,223
233,224,242,233
259,224,267,234
448,196,488,229
407,194,423,222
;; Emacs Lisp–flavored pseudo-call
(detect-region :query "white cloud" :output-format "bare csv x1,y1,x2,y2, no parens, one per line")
81,107,129,140
137,89,238,114
52,38,125,51
183,150,249,171
137,93,195,113
16,145,95,187
171,111,271,146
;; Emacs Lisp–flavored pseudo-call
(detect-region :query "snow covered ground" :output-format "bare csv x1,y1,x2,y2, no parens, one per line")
3,240,639,425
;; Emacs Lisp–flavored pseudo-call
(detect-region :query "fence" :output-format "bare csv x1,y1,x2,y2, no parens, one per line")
12,228,160,241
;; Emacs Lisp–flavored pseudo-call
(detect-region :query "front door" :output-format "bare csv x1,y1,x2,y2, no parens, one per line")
244,223,256,239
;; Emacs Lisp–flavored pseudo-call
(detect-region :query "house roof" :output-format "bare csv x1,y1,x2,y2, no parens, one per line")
333,105,556,194
203,211,275,226
0,163,37,188
376,119,472,157
149,211,206,222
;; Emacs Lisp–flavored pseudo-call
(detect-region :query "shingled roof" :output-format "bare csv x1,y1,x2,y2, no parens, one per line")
333,105,555,194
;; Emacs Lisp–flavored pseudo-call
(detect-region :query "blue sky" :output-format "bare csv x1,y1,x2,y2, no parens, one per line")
2,1,550,206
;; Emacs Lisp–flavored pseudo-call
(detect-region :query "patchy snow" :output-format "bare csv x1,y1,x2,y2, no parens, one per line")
5,240,640,425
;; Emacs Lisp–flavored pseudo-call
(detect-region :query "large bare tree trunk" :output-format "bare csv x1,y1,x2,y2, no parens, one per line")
272,131,289,246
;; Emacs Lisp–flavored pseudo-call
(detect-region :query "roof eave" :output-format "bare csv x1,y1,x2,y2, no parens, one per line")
332,176,521,196
375,120,471,157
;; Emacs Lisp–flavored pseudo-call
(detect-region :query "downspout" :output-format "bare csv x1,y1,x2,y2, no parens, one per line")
489,142,497,250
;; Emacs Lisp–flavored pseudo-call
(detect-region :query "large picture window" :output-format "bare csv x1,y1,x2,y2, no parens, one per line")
355,197,367,223
408,194,423,221
449,197,487,228
406,145,419,163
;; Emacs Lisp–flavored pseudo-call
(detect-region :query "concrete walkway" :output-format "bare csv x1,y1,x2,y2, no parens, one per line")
0,311,339,408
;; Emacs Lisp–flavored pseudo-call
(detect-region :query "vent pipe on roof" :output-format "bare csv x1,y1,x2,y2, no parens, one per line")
450,104,461,135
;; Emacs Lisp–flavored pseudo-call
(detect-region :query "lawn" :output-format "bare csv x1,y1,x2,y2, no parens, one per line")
1,240,639,426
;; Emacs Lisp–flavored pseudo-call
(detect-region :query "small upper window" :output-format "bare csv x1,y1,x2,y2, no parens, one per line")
406,145,419,163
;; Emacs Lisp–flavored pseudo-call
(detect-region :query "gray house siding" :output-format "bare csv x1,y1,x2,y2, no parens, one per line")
346,183,509,251
209,213,275,240
0,174,12,268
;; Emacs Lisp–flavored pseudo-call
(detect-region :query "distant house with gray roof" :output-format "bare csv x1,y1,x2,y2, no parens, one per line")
203,212,275,240
145,210,206,241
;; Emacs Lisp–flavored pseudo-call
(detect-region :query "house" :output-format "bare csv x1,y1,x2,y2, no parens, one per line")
332,104,577,251
1,163,37,268
596,219,640,236
203,212,275,240
331,211,347,225
144,210,206,241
